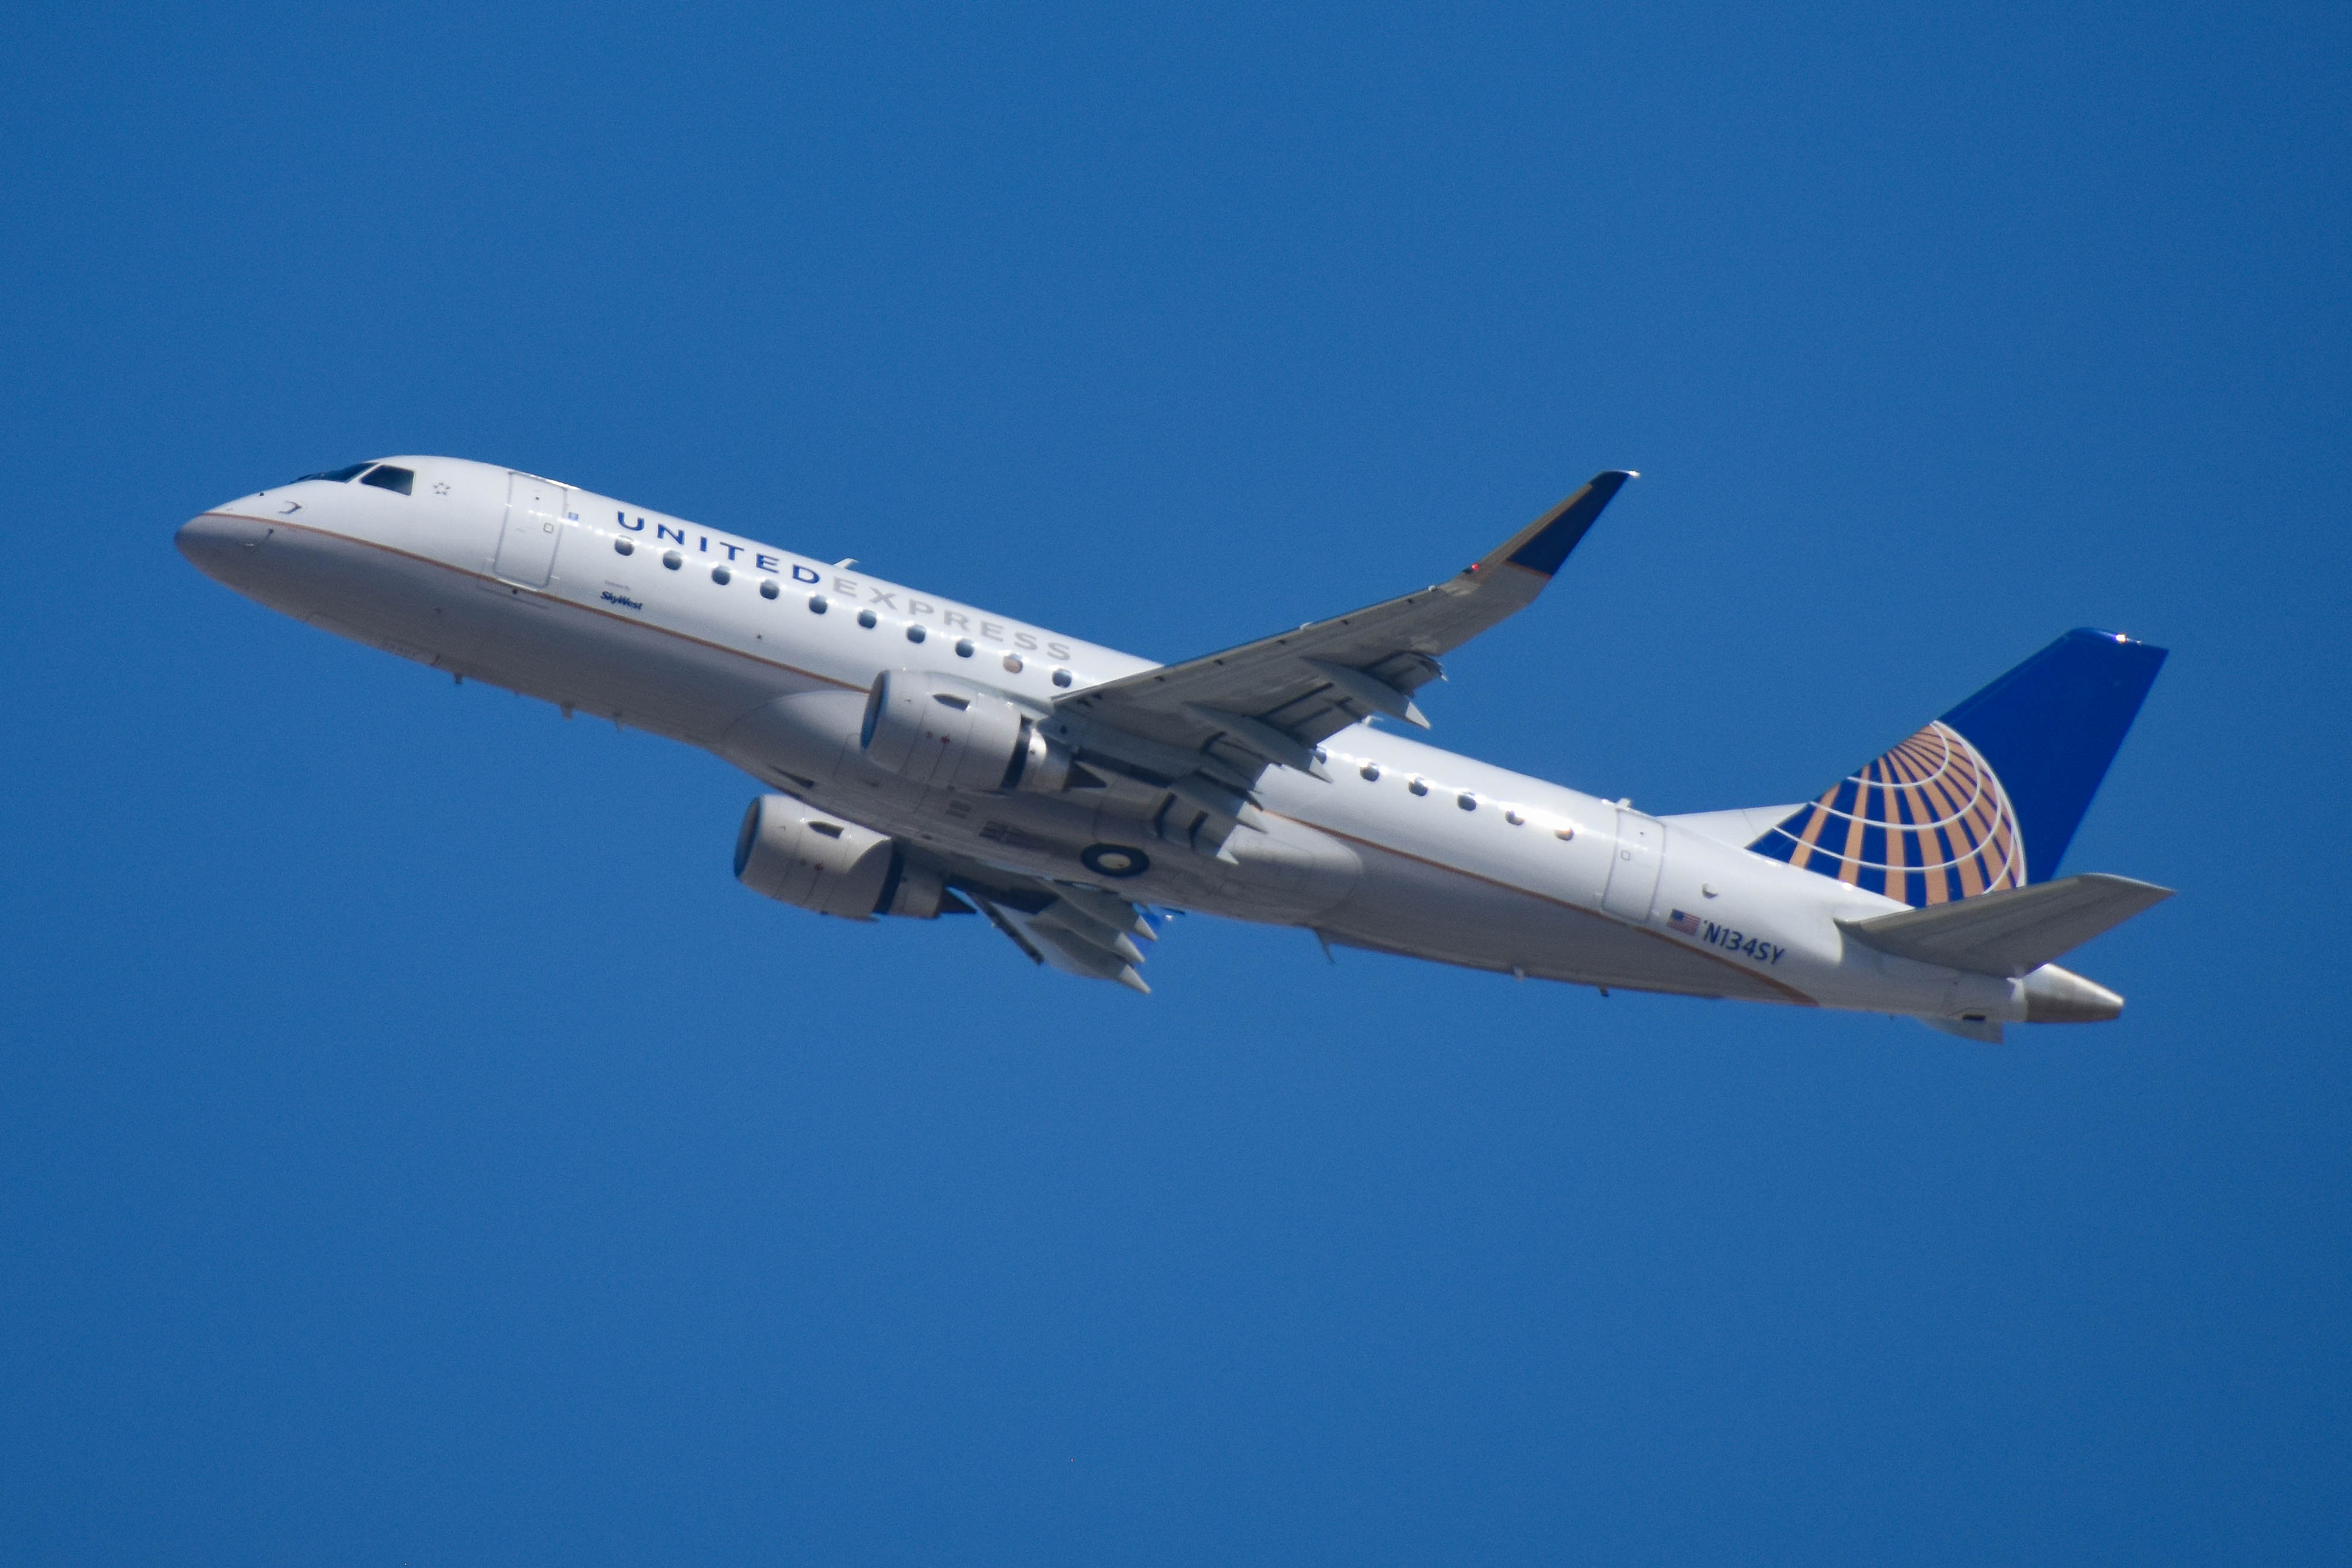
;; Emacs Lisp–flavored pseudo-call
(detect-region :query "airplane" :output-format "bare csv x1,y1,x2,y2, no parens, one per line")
176,457,2171,1040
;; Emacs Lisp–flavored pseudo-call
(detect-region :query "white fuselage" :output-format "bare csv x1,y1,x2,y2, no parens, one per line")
177,456,2045,1025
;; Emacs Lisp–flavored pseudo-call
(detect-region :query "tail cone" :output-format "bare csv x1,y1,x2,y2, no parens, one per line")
2021,964,2124,1023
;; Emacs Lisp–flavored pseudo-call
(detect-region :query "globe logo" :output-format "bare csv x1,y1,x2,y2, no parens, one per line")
1750,720,2025,907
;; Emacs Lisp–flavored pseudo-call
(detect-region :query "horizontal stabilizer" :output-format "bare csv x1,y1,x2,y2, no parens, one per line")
1838,873,2173,978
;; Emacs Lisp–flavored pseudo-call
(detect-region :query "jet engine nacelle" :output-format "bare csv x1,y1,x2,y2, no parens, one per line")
860,670,1071,793
733,795,952,919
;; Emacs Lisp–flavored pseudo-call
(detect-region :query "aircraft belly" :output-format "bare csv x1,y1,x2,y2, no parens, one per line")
1317,840,1804,1002
477,609,776,744
220,520,483,668
719,687,866,788
1199,818,1362,923
252,521,808,748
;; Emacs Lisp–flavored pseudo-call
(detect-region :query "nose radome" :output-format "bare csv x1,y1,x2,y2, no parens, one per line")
175,511,273,585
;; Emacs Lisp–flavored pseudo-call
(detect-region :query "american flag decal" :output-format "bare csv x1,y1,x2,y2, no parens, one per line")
1668,909,1702,936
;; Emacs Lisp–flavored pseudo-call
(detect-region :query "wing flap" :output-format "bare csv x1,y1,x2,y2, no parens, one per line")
1838,872,2173,977
941,853,1160,992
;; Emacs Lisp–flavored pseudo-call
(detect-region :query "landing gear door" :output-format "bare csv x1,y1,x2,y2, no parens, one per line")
495,472,566,587
1602,809,1663,924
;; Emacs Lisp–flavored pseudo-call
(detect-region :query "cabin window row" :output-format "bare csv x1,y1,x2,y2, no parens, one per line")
611,535,1073,686
1347,760,1568,838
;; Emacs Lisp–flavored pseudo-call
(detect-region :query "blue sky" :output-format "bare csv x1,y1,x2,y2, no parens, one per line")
3,2,2347,1562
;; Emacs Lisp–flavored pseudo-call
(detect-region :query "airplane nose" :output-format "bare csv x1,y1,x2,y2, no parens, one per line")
175,511,273,584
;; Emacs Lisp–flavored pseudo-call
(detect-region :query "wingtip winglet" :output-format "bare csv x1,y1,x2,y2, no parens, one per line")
1492,469,1636,578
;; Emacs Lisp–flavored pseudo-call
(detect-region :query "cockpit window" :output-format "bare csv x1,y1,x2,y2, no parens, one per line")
360,464,415,495
295,462,375,484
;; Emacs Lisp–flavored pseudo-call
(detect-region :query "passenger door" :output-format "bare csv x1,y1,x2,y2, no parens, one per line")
1602,808,1663,924
494,472,566,587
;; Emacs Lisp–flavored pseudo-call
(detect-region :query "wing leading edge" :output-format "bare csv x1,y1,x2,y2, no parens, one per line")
1051,471,1635,795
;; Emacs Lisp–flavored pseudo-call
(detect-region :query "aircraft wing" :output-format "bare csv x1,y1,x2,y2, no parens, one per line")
925,848,1164,992
1052,472,1633,787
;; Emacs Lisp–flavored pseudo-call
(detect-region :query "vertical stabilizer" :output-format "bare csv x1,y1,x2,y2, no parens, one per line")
1749,630,2166,906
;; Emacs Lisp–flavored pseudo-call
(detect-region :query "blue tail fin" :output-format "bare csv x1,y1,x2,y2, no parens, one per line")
1749,629,2166,906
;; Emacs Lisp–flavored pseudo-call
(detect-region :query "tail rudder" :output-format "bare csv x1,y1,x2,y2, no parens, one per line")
1749,629,2166,906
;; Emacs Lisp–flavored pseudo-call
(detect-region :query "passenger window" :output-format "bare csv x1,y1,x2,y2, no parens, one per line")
662,550,683,570
954,638,975,657
857,609,878,629
1052,669,1073,687
809,595,829,614
711,565,732,585
1002,653,1023,673
360,465,415,495
907,624,927,643
759,579,780,599
1408,778,1429,797
613,537,635,556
